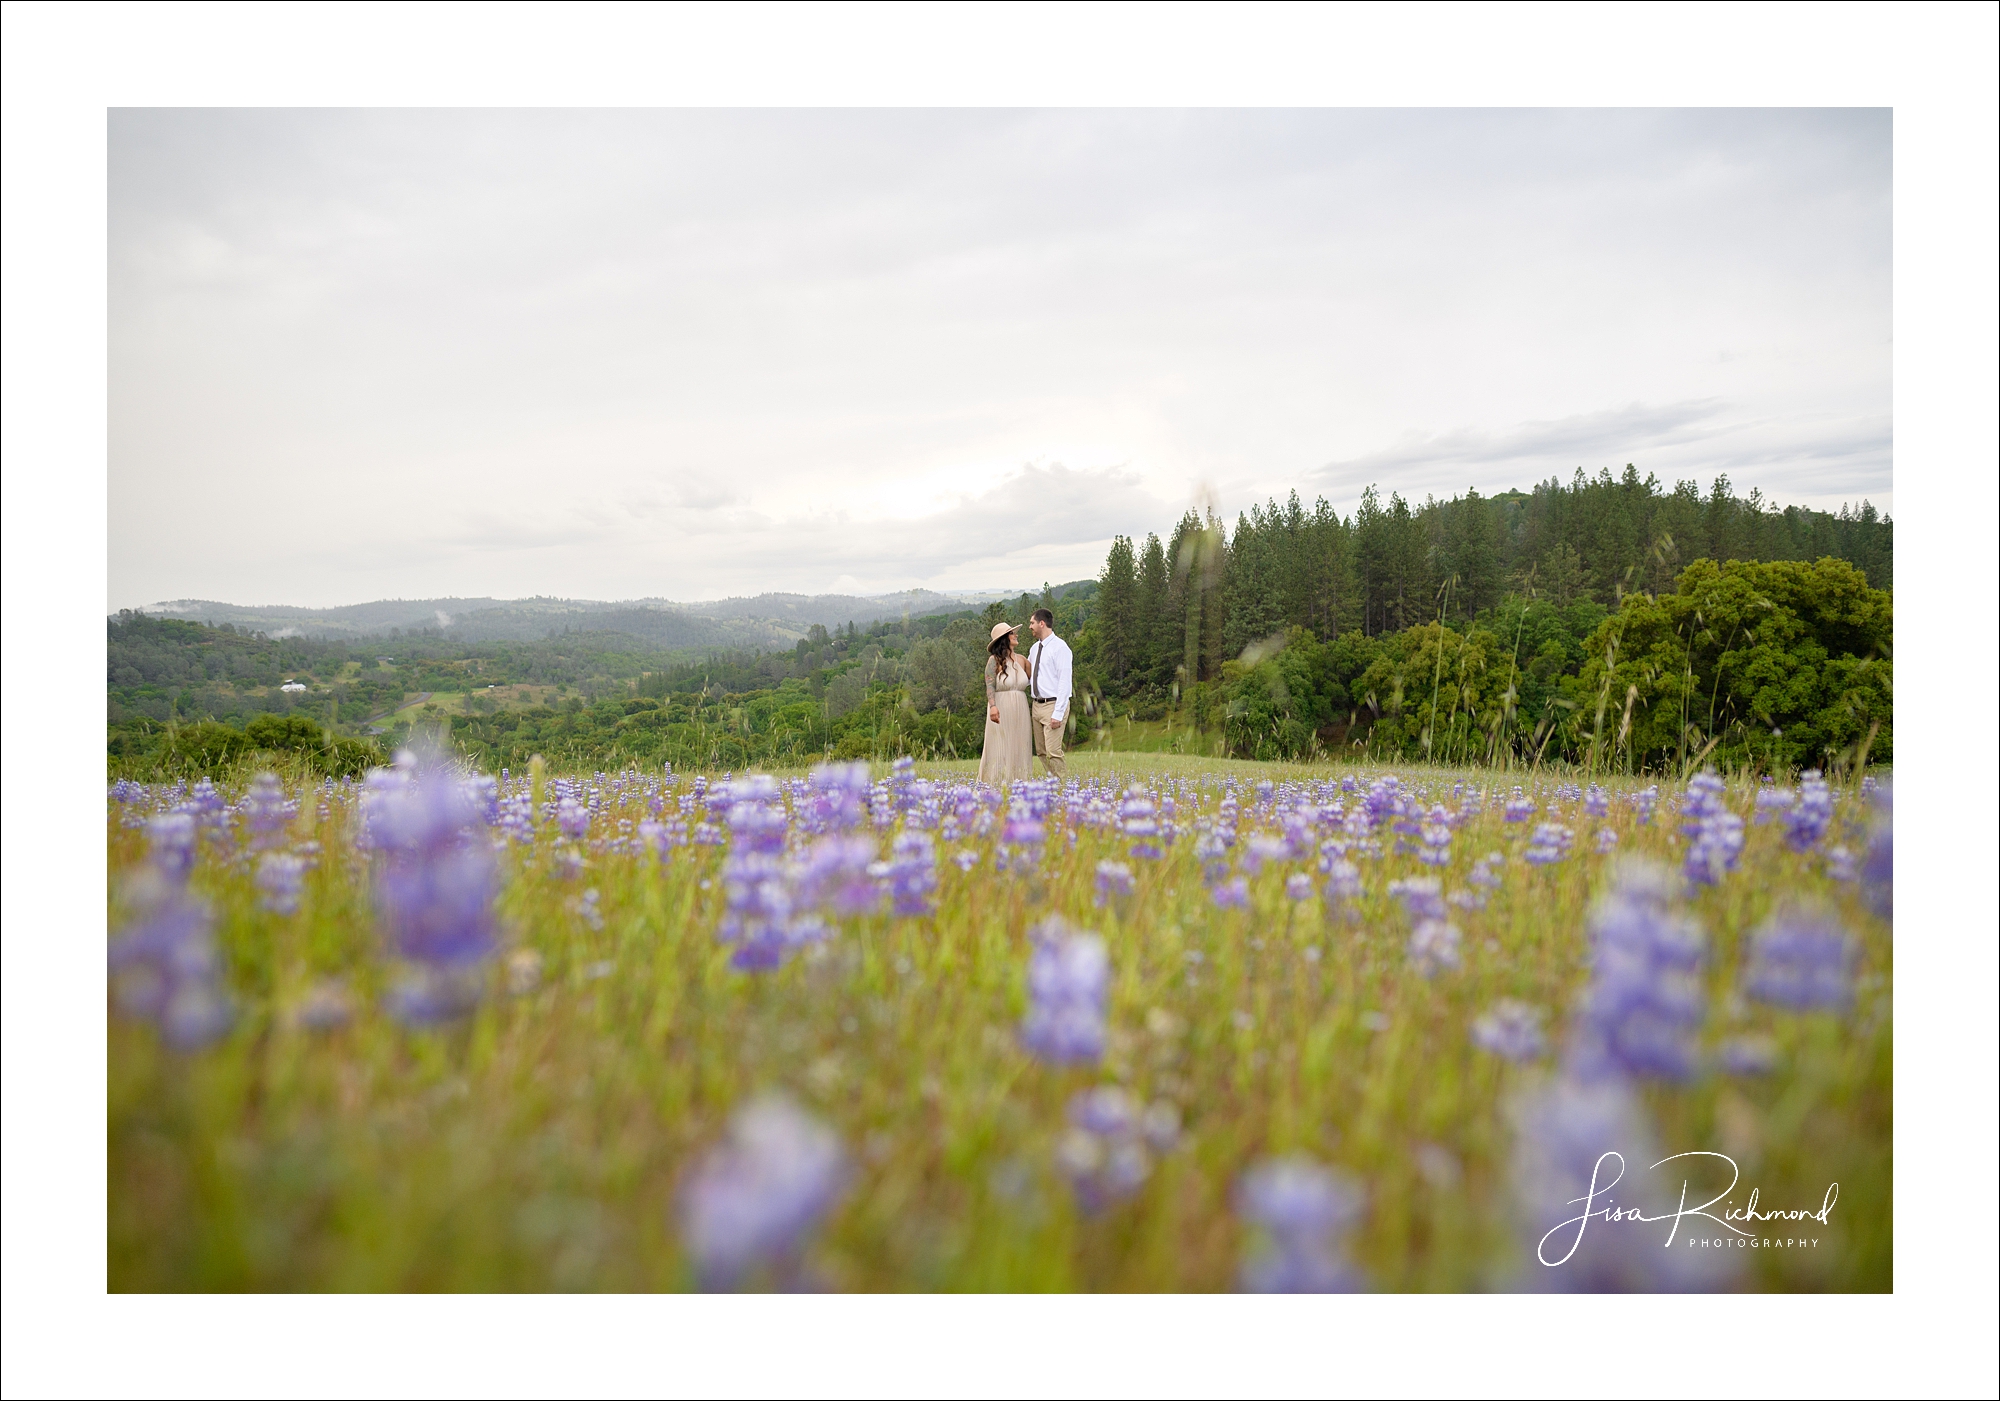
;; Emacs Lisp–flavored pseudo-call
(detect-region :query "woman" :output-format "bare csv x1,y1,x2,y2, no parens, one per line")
977,621,1034,784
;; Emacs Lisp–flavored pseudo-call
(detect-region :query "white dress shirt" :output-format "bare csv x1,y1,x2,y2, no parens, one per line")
1027,633,1073,722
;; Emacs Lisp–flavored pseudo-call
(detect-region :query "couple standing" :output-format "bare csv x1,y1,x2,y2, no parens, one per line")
977,607,1070,784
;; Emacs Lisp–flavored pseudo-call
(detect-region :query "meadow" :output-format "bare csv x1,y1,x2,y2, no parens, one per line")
107,750,1891,1292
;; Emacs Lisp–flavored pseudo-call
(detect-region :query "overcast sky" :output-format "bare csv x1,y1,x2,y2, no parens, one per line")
109,108,1890,609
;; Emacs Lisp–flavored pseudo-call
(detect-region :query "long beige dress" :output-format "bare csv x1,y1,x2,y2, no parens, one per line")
978,654,1034,783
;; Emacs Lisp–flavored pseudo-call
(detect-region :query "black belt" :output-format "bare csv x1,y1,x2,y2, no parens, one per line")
1032,695,1053,703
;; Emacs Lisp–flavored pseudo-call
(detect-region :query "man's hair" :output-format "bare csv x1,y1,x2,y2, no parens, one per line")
1030,608,1054,626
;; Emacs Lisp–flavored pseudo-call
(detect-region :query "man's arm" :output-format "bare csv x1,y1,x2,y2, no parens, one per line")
1050,639,1073,723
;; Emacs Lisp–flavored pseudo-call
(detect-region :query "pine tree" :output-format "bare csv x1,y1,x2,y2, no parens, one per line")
1448,489,1502,618
1706,474,1738,561
1135,533,1169,689
1096,537,1138,686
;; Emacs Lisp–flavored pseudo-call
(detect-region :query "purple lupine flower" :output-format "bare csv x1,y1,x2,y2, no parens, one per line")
464,773,499,827
1056,1087,1153,1213
1594,827,1619,854
887,755,917,809
1407,917,1462,977
497,793,535,845
1020,917,1109,1065
1742,906,1856,1012
1386,876,1446,922
1285,873,1315,902
1016,776,1060,820
366,747,500,1021
1118,785,1163,859
807,761,872,832
1683,808,1744,886
108,872,233,1050
1215,792,1240,845
726,776,788,853
1235,1156,1366,1293
1322,855,1361,901
1570,862,1705,1082
1472,1000,1547,1062
1362,777,1404,830
1468,852,1505,891
1507,1074,1737,1292
1094,860,1135,908
182,777,227,829
1239,833,1291,876
997,804,1046,873
1417,806,1453,867
1824,845,1858,882
952,847,980,872
1782,771,1834,852
1523,823,1575,866
796,836,881,918
255,852,308,915
1503,790,1537,823
636,817,685,861
1193,829,1230,885
1753,786,1794,825
110,778,150,805
1627,785,1659,825
678,1095,849,1291
241,772,295,848
1210,876,1251,910
555,796,591,840
1680,772,1743,886
719,855,796,971
1583,786,1610,819
886,831,936,916
1387,877,1457,974
1679,770,1728,830
147,812,198,884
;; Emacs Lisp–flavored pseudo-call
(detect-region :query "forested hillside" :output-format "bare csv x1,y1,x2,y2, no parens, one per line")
1084,469,1889,698
1068,472,1891,772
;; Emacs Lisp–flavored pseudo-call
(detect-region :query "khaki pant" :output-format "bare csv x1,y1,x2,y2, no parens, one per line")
1030,699,1068,779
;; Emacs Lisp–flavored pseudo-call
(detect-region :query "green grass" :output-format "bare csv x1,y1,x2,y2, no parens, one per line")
107,760,1890,1291
1072,714,1232,757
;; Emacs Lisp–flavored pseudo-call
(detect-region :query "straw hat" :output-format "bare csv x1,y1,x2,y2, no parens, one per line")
988,621,1018,643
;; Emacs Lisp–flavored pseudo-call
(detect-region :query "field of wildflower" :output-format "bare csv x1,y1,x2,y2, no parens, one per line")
106,748,1892,1292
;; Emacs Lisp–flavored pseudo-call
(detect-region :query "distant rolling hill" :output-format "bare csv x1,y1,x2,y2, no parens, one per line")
119,587,1037,649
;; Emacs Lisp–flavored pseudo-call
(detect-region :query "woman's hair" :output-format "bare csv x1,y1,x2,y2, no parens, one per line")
988,630,1016,670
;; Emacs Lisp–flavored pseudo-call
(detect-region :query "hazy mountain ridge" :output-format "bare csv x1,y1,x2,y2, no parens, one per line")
120,587,1028,645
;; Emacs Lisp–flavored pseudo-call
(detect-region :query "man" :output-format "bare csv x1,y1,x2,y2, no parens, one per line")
1025,607,1071,780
